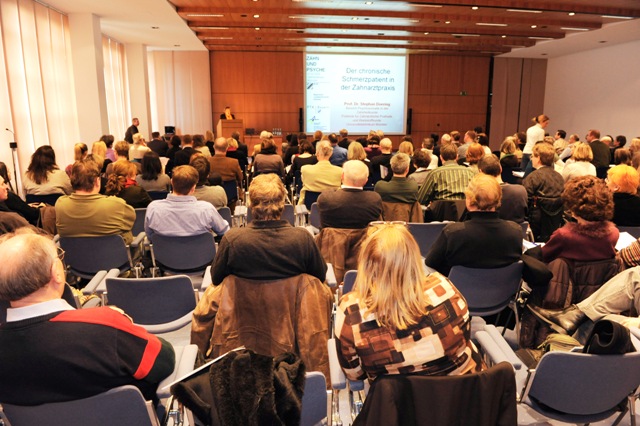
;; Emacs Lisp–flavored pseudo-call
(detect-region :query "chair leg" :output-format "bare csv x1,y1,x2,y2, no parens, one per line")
611,402,631,426
330,389,343,426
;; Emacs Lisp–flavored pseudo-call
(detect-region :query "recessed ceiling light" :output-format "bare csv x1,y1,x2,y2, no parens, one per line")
365,1,373,4
445,21,451,24
507,9,542,13
352,17,359,21
501,35,506,38
568,12,575,16
528,36,553,40
471,6,478,10
253,14,260,18
602,15,633,19
424,32,429,35
151,26,159,29
186,14,224,17
531,25,537,28
476,23,507,27
561,27,590,31
255,27,260,30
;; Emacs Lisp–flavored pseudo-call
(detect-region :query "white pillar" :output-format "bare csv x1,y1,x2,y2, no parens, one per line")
125,43,152,139
68,13,109,141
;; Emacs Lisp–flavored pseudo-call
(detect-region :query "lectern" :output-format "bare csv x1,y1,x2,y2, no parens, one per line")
217,119,244,140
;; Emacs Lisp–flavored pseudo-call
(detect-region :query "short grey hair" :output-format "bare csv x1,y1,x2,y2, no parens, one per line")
391,153,410,175
342,160,369,187
316,141,333,159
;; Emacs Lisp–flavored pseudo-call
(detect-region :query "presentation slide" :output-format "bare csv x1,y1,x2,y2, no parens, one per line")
304,53,408,135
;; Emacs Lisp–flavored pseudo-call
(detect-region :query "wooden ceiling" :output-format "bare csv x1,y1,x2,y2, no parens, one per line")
172,0,640,56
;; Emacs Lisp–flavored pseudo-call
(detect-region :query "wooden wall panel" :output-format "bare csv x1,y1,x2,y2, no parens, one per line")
211,52,493,149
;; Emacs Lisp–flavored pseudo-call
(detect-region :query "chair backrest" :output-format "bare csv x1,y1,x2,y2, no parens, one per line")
407,222,448,257
309,202,321,230
1,385,160,426
150,232,216,274
343,270,357,294
617,226,640,239
217,206,233,226
425,199,466,222
147,191,168,200
59,235,131,279
25,193,62,205
448,261,523,316
133,208,146,236
246,204,295,226
300,372,327,426
304,190,321,211
527,350,640,419
105,275,196,332
222,180,238,203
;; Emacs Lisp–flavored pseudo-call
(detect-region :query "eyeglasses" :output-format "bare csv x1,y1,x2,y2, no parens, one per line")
369,220,407,228
56,246,65,261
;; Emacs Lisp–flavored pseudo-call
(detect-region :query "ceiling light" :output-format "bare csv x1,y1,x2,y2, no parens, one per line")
471,6,478,10
507,9,542,13
255,27,260,30
501,35,506,38
365,1,373,4
444,21,451,24
186,14,224,17
530,25,537,28
476,23,507,27
193,26,229,30
432,42,458,45
352,17,359,21
602,15,633,19
253,14,260,18
528,36,553,40
561,27,590,31
151,26,159,29
568,12,575,16
452,34,479,37
423,32,429,35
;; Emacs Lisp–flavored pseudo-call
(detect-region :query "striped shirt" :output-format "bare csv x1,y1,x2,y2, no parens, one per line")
416,161,476,205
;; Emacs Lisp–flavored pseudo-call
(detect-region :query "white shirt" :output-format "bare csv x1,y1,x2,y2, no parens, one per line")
524,123,545,155
6,299,74,322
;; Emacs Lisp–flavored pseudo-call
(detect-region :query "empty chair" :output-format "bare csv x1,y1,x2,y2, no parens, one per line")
518,349,640,425
1,385,161,426
59,234,142,279
133,208,146,236
222,180,238,205
309,202,321,230
407,222,448,257
303,190,321,211
342,269,357,294
447,261,523,317
300,372,328,426
148,232,216,278
217,206,233,227
104,274,197,334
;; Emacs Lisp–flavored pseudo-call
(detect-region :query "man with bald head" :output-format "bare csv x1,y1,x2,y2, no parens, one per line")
317,160,382,229
370,137,394,183
0,232,174,406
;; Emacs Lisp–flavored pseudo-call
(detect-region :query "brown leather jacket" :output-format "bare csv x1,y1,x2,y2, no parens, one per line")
191,274,333,379
315,227,368,285
520,257,622,348
381,201,424,223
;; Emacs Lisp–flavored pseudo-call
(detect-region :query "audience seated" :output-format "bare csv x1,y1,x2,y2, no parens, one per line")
286,139,317,188
540,176,618,264
225,136,248,174
253,137,284,179
105,161,151,209
129,133,151,162
147,131,168,157
523,142,564,242
56,159,135,244
105,141,142,176
478,155,528,223
299,141,342,206
23,146,71,196
144,165,229,240
335,224,484,381
408,150,431,186
166,134,196,176
192,134,211,158
417,144,476,205
210,174,325,285
561,143,596,182
369,138,393,183
328,132,348,167
0,231,174,406
425,174,522,275
0,176,40,227
64,143,88,177
91,141,113,174
607,164,640,227
374,153,418,204
208,137,244,208
135,151,171,192
317,160,382,229
190,156,227,209
464,142,485,173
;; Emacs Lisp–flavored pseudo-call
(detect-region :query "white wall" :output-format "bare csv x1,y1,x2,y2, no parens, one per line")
544,39,640,139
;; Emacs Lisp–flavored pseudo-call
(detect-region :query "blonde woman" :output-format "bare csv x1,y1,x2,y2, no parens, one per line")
335,224,484,381
561,143,596,182
64,143,88,176
91,141,112,173
129,133,151,162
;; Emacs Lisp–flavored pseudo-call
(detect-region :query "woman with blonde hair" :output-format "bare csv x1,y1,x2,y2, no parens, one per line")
65,143,88,176
91,141,112,173
335,224,484,381
105,161,151,208
561,142,596,182
129,133,151,161
607,164,640,226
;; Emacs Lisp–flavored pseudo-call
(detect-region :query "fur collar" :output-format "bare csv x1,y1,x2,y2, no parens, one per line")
564,220,614,239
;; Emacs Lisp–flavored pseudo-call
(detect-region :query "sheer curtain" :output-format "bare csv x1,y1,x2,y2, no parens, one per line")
102,36,129,142
0,0,79,190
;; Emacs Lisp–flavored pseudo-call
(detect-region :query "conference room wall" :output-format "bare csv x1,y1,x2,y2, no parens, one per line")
544,39,640,142
210,51,491,150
